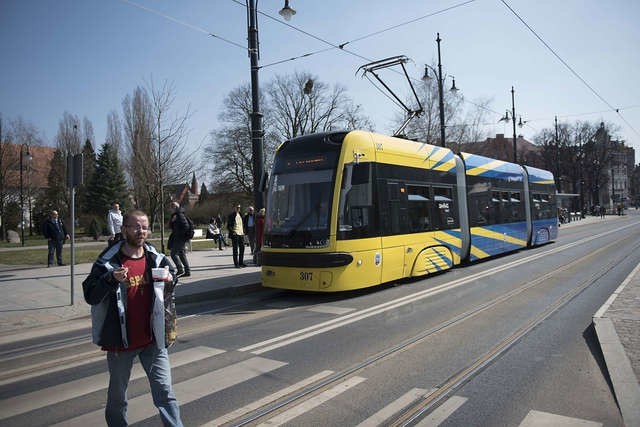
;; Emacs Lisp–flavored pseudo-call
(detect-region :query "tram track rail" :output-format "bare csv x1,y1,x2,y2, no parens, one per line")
229,223,640,426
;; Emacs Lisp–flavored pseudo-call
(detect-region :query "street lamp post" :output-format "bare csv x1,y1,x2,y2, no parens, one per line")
498,86,525,163
421,33,459,148
248,0,296,210
19,144,32,247
510,86,517,163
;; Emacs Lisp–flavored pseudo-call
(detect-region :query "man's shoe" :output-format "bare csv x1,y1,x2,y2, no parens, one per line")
176,271,185,278
240,263,247,268
58,263,66,266
183,272,191,277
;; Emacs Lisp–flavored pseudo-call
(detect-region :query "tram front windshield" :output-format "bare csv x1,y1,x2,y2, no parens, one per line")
265,168,334,248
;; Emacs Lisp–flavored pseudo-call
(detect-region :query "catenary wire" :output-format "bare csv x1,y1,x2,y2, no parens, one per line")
500,0,640,139
121,0,248,51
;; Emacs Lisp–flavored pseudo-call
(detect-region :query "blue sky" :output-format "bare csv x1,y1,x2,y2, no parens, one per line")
2,0,639,160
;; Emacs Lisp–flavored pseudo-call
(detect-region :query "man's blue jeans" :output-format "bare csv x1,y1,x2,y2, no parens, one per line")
106,344,182,427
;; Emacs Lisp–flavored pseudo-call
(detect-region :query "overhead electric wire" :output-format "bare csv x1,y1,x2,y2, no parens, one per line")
500,0,640,139
122,0,636,142
121,0,247,51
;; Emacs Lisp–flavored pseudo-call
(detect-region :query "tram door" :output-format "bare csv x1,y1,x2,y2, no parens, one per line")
379,179,409,282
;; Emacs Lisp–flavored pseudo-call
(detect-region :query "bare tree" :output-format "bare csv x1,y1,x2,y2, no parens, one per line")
122,86,155,215
398,73,491,149
204,73,372,196
105,110,123,155
55,112,83,155
0,116,45,237
122,80,194,229
268,71,372,139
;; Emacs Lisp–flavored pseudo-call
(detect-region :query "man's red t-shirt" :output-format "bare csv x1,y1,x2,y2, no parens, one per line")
104,254,153,352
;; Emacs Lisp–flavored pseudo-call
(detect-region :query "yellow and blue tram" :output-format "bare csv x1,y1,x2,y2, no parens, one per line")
261,130,558,291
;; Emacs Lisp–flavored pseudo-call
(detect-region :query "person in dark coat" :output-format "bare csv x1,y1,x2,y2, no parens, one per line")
243,206,256,255
168,202,190,277
42,210,69,267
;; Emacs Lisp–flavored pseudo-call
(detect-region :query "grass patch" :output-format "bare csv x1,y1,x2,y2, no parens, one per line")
0,246,105,265
0,238,217,266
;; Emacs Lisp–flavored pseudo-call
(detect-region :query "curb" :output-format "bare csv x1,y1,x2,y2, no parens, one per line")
593,263,640,427
175,282,264,305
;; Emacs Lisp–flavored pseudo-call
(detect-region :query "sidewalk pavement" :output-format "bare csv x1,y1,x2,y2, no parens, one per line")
0,214,637,424
0,243,262,334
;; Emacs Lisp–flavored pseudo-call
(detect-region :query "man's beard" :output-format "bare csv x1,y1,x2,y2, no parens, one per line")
125,233,145,248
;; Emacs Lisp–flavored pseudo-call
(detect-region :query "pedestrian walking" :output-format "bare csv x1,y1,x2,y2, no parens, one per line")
107,201,123,246
42,209,69,267
168,202,191,277
82,209,183,427
243,206,256,255
227,204,246,268
600,205,606,219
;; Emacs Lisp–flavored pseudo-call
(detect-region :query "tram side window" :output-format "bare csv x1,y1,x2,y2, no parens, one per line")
536,193,554,219
491,191,503,224
433,186,458,229
469,195,490,226
510,192,523,221
532,193,553,219
407,185,431,232
338,162,374,239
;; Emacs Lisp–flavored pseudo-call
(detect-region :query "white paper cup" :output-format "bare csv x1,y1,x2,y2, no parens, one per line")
152,267,168,281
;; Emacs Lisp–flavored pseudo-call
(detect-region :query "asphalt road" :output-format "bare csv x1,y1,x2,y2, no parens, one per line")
1,213,637,426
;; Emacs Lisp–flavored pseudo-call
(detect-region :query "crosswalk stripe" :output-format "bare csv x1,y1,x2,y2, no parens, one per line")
356,388,433,427
0,346,224,420
53,356,287,427
201,370,334,426
518,410,602,427
414,395,468,426
256,376,366,427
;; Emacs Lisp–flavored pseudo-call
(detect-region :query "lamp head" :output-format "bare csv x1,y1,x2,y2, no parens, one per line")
499,111,511,123
421,65,432,82
279,0,296,21
303,79,313,95
449,77,459,93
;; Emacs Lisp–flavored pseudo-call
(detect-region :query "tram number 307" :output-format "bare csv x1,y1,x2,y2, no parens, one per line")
299,272,313,281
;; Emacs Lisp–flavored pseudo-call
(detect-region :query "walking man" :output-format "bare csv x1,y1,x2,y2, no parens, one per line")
82,209,183,427
168,202,191,277
43,209,69,266
227,204,246,268
107,201,123,246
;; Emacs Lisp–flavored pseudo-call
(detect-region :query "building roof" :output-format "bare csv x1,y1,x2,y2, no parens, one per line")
3,144,55,190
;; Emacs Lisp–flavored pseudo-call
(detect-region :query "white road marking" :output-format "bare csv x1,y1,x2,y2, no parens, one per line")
201,370,334,426
518,410,602,427
414,395,468,426
256,376,366,426
52,356,286,426
308,305,356,315
0,346,224,420
356,388,434,427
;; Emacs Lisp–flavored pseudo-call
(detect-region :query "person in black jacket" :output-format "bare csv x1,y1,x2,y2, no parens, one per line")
243,206,256,255
42,209,69,267
82,209,183,427
168,202,190,277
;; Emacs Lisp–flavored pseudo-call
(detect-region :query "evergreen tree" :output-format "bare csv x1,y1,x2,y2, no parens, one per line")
42,149,69,215
76,139,96,213
86,143,128,215
198,183,209,204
